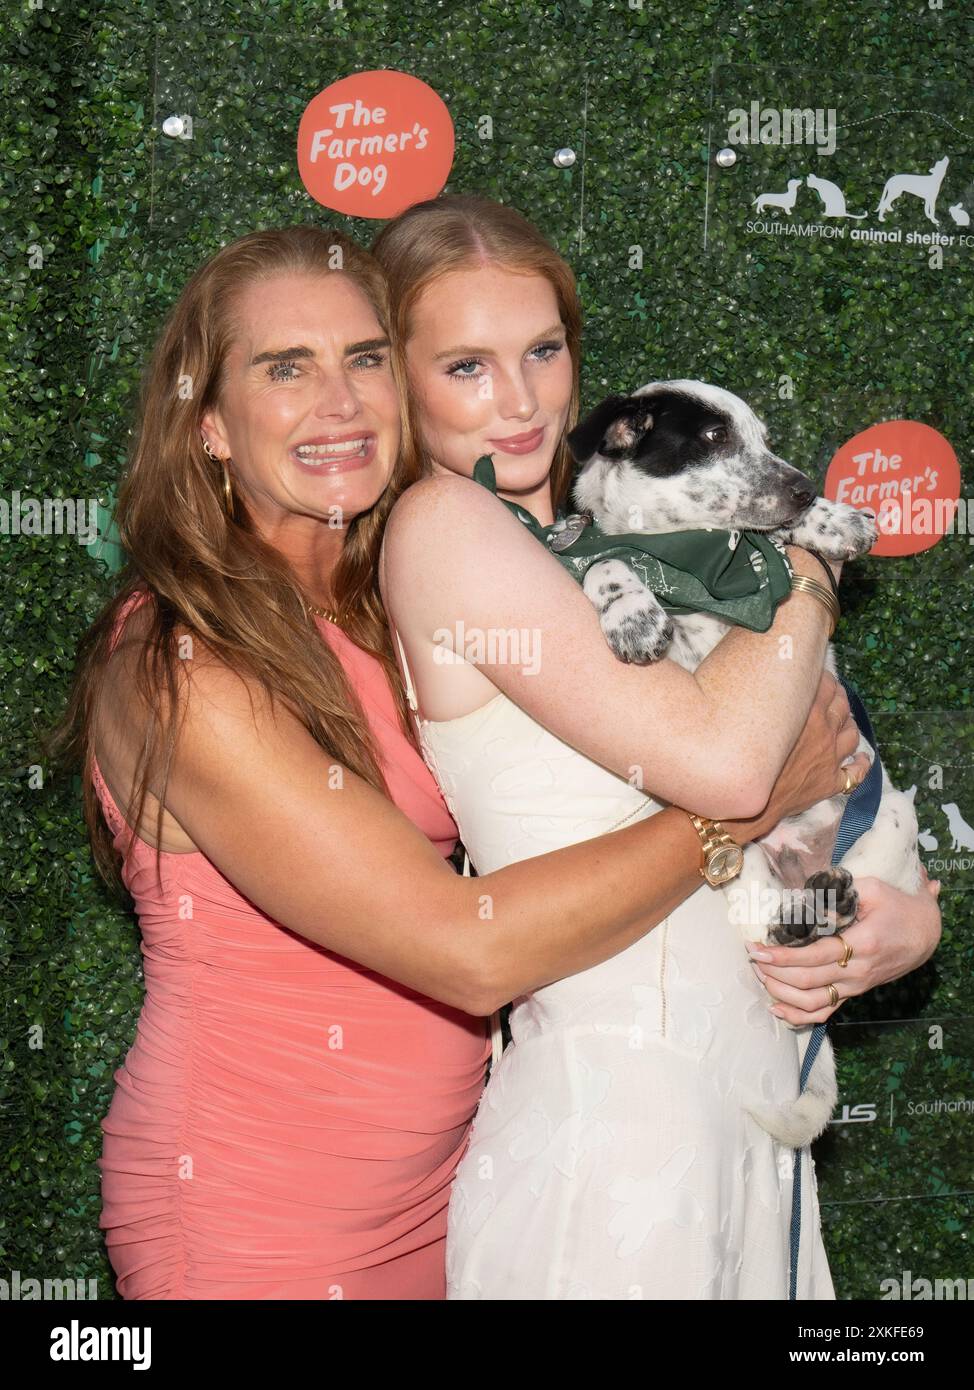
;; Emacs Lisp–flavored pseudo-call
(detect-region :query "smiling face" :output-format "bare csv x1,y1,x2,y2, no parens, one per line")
200,271,401,539
403,264,574,520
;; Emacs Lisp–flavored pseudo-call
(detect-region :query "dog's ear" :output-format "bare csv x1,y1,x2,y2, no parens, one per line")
566,395,655,465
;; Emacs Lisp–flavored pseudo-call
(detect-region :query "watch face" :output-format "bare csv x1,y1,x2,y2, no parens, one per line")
709,844,745,883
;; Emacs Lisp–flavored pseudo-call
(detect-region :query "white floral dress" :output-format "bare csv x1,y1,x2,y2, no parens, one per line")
393,631,835,1301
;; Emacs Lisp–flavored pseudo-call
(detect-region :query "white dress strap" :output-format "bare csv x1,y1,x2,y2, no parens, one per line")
392,626,420,714
393,624,504,1072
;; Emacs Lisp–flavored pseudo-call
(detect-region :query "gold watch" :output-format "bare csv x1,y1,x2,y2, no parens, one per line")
687,813,745,887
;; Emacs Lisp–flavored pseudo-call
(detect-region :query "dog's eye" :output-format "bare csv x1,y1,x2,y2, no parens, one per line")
703,425,727,444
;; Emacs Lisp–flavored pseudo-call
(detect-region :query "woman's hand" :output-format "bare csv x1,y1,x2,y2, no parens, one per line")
745,868,942,1023
721,670,872,846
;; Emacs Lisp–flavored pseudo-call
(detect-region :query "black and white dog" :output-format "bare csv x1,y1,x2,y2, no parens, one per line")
565,380,923,1145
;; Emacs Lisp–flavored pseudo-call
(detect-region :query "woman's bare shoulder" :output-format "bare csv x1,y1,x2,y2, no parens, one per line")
381,472,541,598
93,602,278,850
385,471,511,541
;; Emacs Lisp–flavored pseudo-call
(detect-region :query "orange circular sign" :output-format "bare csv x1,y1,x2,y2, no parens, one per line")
823,420,960,557
297,69,454,219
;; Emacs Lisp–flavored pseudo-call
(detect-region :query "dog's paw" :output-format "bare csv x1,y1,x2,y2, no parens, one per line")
583,559,673,663
604,601,674,663
777,497,878,561
767,865,859,945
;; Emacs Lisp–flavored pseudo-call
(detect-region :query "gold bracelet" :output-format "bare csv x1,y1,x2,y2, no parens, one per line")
791,573,840,617
790,574,840,637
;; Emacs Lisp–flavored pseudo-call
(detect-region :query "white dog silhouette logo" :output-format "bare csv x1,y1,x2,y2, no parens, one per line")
941,802,974,852
752,178,802,215
876,156,950,224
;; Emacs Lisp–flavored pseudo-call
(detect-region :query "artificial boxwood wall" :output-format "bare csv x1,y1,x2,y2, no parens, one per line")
2,0,971,1300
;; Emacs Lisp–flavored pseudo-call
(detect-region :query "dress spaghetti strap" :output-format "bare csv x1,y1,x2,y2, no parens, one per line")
393,623,504,1073
394,627,420,713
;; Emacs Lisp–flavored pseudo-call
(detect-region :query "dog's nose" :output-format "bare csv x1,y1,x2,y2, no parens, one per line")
790,482,816,511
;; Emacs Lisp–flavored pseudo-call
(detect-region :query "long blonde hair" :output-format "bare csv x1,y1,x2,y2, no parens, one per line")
46,226,423,894
370,193,583,514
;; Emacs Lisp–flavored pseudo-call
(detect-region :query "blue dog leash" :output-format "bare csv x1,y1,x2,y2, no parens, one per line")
788,677,884,1299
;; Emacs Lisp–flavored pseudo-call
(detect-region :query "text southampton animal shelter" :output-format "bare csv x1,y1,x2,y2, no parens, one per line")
723,100,973,256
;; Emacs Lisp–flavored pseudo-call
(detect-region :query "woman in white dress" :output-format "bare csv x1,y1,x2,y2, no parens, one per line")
371,195,942,1299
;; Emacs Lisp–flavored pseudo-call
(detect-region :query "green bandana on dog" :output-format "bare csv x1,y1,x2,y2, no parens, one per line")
471,454,794,633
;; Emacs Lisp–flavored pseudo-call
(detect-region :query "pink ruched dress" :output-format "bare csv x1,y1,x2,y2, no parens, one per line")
92,592,490,1299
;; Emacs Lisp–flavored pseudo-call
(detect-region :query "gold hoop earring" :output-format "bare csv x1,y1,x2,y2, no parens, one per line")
222,460,235,519
201,436,235,519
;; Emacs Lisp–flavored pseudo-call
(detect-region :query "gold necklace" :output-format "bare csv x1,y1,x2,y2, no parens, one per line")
307,602,343,625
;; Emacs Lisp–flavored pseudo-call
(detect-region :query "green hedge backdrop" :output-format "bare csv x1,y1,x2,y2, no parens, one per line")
3,0,972,1300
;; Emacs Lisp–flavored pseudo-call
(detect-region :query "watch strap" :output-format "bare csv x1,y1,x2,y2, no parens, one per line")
687,812,742,883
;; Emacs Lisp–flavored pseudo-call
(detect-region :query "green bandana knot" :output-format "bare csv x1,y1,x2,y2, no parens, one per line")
471,454,793,632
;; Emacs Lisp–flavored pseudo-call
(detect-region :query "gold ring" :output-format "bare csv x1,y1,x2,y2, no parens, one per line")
840,768,860,795
826,983,840,1008
837,938,854,968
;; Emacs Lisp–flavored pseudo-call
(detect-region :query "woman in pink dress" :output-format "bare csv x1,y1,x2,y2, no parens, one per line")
87,590,489,1299
49,225,894,1300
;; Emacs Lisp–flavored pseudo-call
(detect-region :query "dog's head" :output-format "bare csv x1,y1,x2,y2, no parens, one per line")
565,379,817,534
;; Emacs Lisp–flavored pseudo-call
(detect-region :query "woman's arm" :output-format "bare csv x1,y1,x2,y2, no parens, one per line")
381,474,838,820
133,648,861,1019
